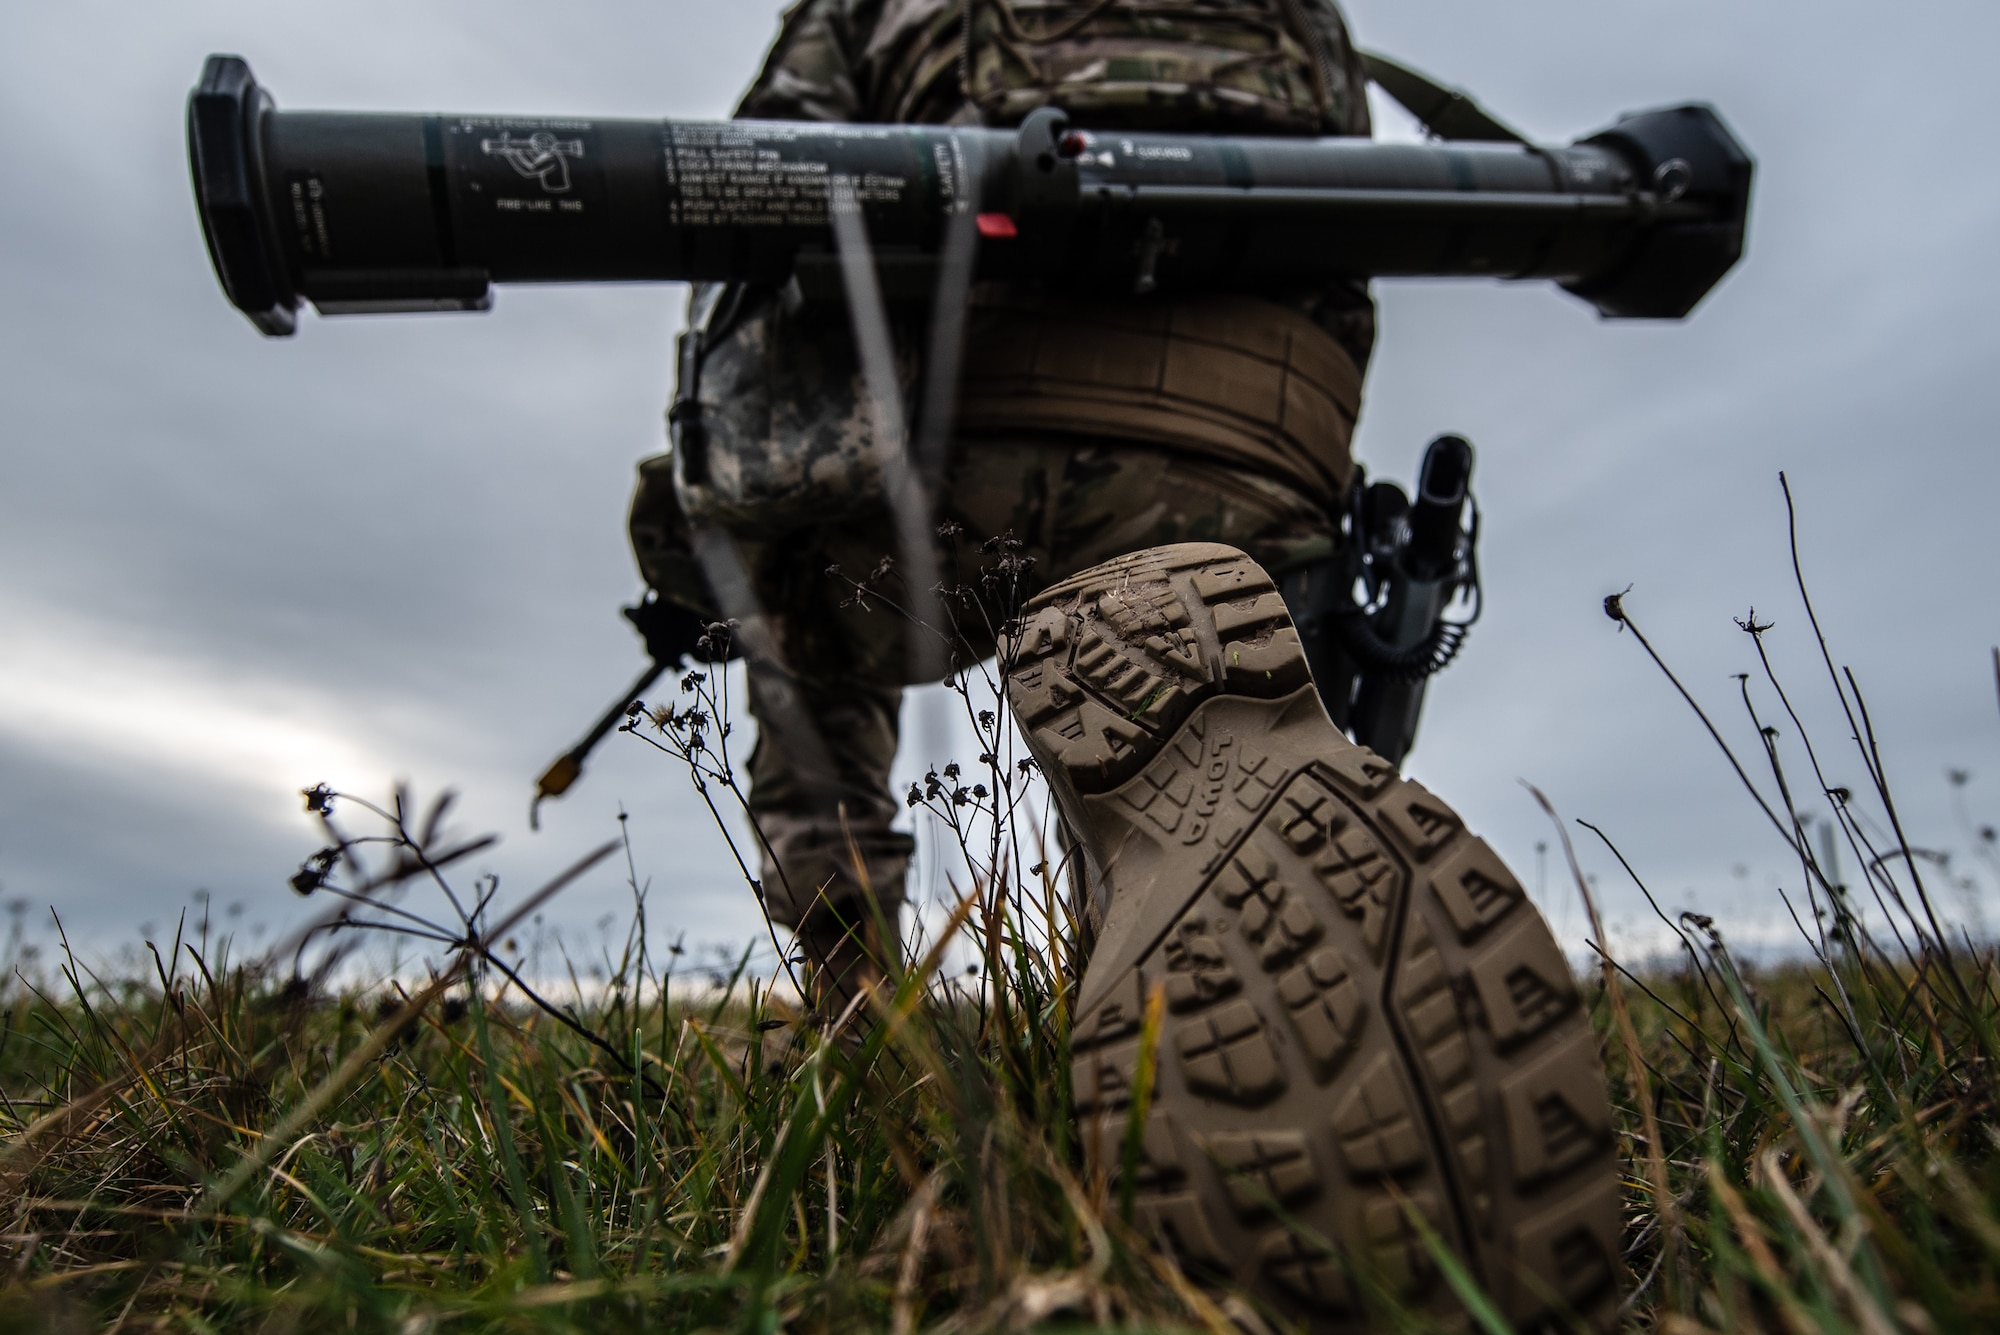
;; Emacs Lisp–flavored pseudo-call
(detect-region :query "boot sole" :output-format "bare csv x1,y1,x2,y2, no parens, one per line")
1004,542,1621,1331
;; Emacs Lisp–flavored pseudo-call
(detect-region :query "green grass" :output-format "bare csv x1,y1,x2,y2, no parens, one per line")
0,854,1195,1333
6,855,1999,1334
6,499,2000,1333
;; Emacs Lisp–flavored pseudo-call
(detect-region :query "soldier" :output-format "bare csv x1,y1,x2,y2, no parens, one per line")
631,0,1377,1004
627,3,1622,1324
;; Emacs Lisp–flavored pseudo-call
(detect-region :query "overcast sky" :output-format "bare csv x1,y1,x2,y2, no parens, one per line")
4,0,1998,976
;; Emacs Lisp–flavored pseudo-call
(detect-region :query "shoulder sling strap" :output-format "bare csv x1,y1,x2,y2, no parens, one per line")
1356,49,1527,143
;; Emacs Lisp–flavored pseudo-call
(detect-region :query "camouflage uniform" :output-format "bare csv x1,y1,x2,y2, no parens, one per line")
628,0,1378,940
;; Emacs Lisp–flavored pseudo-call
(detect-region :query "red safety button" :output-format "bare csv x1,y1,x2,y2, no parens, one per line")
975,212,1018,239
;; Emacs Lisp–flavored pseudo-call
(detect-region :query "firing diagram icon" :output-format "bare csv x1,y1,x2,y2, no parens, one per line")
479,130,584,192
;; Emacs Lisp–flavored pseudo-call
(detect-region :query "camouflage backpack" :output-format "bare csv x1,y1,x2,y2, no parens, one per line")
876,0,1368,134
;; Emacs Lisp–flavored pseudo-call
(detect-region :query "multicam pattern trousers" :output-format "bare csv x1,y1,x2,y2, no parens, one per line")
632,431,1342,932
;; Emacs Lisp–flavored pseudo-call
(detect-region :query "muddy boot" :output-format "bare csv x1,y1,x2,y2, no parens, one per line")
1005,542,1621,1332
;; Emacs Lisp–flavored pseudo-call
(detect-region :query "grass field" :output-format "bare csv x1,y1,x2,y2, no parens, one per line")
4,513,1998,1333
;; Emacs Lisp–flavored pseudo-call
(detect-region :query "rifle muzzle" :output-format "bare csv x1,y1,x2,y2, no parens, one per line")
1406,435,1474,581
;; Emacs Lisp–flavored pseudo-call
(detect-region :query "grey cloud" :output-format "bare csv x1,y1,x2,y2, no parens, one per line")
3,0,1997,970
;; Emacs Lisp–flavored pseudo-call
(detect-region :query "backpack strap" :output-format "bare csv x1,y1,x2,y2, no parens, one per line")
1358,50,1526,143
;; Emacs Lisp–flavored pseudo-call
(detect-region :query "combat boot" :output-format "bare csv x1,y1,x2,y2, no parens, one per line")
794,899,900,1037
1004,542,1621,1332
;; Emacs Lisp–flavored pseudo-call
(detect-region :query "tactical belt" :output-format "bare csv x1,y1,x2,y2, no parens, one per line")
954,287,1362,512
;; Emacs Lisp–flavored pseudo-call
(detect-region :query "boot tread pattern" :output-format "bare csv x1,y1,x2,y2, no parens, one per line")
1011,543,1621,1332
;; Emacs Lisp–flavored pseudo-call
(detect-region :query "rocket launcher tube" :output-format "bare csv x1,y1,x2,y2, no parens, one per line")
189,54,1752,335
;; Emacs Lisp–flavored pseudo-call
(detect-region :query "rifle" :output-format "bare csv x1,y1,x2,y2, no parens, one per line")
185,55,1751,776
1283,433,1479,769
